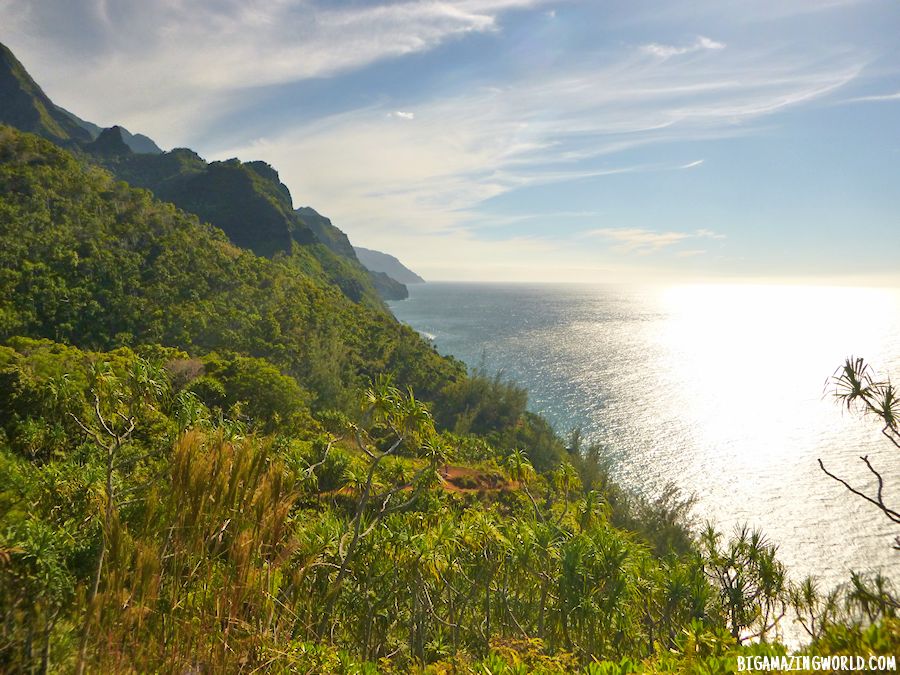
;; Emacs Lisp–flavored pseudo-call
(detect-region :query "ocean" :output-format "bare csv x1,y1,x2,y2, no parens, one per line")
390,282,900,598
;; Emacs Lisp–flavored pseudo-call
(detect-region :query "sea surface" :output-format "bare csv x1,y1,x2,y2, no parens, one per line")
390,282,900,604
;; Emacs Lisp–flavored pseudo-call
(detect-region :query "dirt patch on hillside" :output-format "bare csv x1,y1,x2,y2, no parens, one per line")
439,465,518,493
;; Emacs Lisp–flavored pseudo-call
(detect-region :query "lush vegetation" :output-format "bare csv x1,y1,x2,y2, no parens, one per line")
2,39,404,308
0,340,897,673
84,129,401,307
0,126,458,412
0,125,897,672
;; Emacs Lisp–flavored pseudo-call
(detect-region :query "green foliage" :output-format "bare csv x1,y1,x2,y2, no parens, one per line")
822,357,900,551
0,126,462,412
187,352,316,434
1,338,896,672
0,346,713,672
700,524,787,642
435,369,528,437
565,434,697,559
433,369,565,470
0,118,895,673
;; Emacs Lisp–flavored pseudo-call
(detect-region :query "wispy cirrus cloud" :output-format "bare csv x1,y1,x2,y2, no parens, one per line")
841,91,900,104
0,0,554,144
695,229,726,240
213,42,860,270
641,35,726,59
585,228,724,255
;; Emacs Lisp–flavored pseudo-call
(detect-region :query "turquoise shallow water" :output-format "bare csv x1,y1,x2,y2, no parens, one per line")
390,282,900,603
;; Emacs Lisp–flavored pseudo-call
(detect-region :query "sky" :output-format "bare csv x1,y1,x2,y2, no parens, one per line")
1,0,898,283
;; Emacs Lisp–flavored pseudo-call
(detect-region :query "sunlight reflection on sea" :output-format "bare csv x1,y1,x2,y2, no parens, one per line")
390,282,900,632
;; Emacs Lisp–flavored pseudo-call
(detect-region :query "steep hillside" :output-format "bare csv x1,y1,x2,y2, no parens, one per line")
297,206,409,300
87,147,314,256
0,41,161,153
0,126,460,408
0,42,92,145
84,143,398,306
296,205,357,259
369,270,409,300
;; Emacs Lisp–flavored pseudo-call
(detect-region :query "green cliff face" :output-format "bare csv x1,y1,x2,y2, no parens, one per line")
82,137,401,307
296,206,358,259
0,39,412,305
296,206,410,300
0,125,460,408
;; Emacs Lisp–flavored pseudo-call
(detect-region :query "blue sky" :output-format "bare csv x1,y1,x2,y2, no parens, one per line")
2,0,898,282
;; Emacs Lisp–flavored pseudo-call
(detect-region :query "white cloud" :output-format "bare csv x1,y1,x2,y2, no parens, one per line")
681,159,705,169
210,44,859,274
641,35,726,59
588,228,693,254
841,91,900,104
585,228,724,255
0,0,553,146
391,111,417,120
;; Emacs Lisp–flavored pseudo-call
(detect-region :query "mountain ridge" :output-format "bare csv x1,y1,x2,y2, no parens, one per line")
0,42,162,154
0,38,413,305
355,246,426,284
297,206,409,300
0,41,92,145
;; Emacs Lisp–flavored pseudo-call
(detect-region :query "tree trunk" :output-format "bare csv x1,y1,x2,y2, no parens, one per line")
76,445,115,675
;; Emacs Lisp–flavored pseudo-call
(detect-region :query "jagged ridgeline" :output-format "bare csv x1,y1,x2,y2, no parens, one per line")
0,41,159,153
0,126,459,410
0,39,412,305
81,130,409,304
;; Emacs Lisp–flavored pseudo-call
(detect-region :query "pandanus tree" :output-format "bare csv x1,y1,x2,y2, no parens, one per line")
821,357,900,551
1,350,762,671
317,375,446,639
504,448,543,521
700,524,787,643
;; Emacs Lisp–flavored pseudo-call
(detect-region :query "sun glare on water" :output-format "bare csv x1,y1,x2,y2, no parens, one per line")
392,281,900,611
649,284,900,588
658,284,900,466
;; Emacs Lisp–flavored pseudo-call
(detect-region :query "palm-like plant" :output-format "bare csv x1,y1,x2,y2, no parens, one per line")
700,524,787,643
821,357,900,550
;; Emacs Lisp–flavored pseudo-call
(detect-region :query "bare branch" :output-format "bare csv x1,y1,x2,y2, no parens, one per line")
819,458,900,523
93,394,115,439
881,426,900,450
303,440,333,479
67,412,102,446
